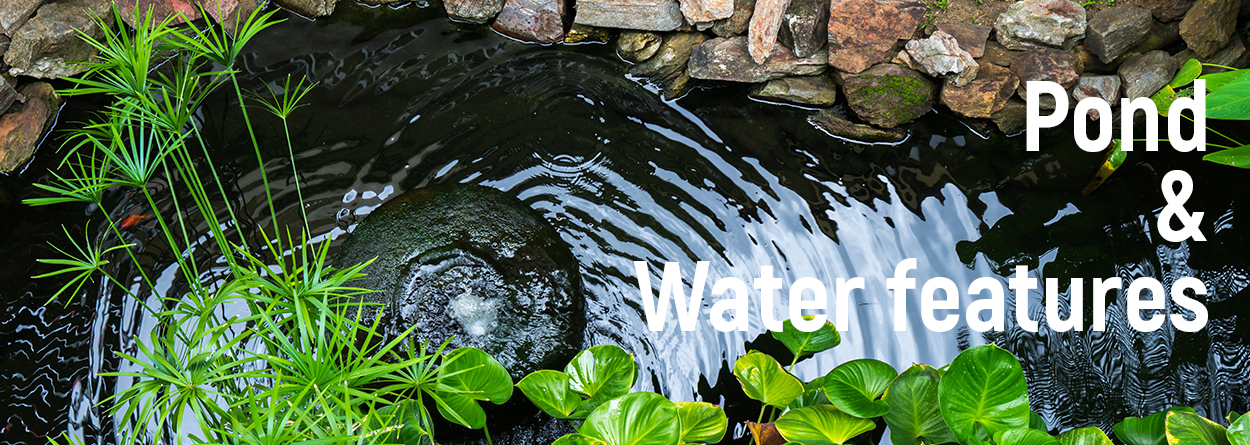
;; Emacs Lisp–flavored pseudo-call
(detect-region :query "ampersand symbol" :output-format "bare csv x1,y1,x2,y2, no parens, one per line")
1158,170,1205,243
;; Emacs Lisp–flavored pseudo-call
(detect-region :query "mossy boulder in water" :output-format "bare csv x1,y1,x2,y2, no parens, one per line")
333,184,584,379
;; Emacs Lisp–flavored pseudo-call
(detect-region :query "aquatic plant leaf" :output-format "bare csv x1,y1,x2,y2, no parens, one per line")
552,434,610,445
432,392,486,430
517,370,582,419
1200,69,1250,92
747,422,788,445
734,351,804,408
1031,411,1050,432
938,344,1030,443
579,392,681,445
788,388,831,410
1228,412,1250,445
774,405,875,445
771,318,841,361
822,359,897,419
565,345,638,414
675,401,727,444
1057,426,1112,445
883,364,957,445
1166,410,1230,445
995,428,1061,445
1206,75,1250,120
1171,59,1202,88
1114,407,1197,445
438,347,513,403
376,400,434,445
1203,145,1250,168
1231,412,1243,424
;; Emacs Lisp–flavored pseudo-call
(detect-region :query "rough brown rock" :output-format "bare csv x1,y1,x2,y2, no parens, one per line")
809,107,908,142
1011,48,1083,98
991,98,1028,134
1085,6,1153,63
0,0,41,35
978,40,1023,67
1173,33,1250,73
934,23,991,58
940,63,1018,118
0,82,59,173
276,0,337,17
630,33,708,99
574,0,683,31
492,0,566,44
711,0,755,37
1119,50,1177,99
0,78,22,116
748,0,791,63
826,0,926,73
1179,0,1240,58
688,35,827,82
681,0,733,23
842,63,935,127
113,0,201,29
994,0,1087,50
5,0,110,79
200,0,261,34
1138,0,1195,21
782,0,828,58
749,74,838,106
618,31,664,62
1071,75,1120,120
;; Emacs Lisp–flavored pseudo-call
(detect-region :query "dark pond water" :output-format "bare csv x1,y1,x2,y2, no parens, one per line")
3,3,1250,444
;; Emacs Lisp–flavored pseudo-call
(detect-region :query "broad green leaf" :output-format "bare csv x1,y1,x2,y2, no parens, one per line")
1200,69,1250,92
517,370,582,419
1057,426,1113,445
1206,75,1250,119
439,347,513,403
552,434,610,445
788,387,831,410
771,318,841,361
376,400,433,445
938,344,1030,443
883,364,957,445
676,401,727,444
1231,412,1243,424
579,392,681,445
822,359,897,418
1114,407,1197,445
995,428,1061,445
1229,412,1250,445
1203,145,1250,168
432,392,486,429
1031,411,1050,432
1171,59,1202,88
1150,86,1194,117
1166,410,1229,445
565,345,637,414
734,351,804,408
775,405,875,445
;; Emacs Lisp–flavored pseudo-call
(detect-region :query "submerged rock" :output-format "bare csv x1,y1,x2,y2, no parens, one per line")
688,36,827,82
0,82,60,173
749,74,838,106
1119,50,1177,99
809,107,908,143
617,31,664,63
1179,0,1239,58
842,63,935,128
905,30,979,87
826,0,926,73
492,0,566,44
1085,6,1152,64
710,0,755,37
333,184,584,379
629,32,709,100
573,0,683,31
994,0,1087,50
940,63,1018,118
5,0,110,79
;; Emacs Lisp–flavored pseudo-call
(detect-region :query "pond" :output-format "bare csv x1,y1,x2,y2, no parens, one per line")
3,2,1250,444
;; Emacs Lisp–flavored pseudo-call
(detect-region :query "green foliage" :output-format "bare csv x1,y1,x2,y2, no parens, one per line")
939,344,1031,443
1166,410,1231,445
735,351,806,408
1115,407,1197,445
517,370,583,419
567,345,640,414
883,364,957,445
1229,412,1250,445
1135,59,1250,168
774,405,875,445
676,402,729,444
579,393,682,445
821,359,897,418
771,318,841,366
1057,426,1114,445
996,428,1061,445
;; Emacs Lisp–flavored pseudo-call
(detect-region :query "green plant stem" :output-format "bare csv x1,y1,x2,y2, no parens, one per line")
228,70,280,229
483,423,494,445
280,117,310,238
1184,114,1243,147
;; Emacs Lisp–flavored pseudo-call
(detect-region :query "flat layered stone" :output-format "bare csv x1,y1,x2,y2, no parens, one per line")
994,0,1087,50
905,30,979,87
826,0,926,73
276,0,337,17
680,0,733,23
574,0,683,31
992,98,1028,134
749,74,838,106
748,0,791,63
935,23,991,58
5,0,110,79
1138,0,1195,21
1085,6,1152,63
782,0,829,58
617,31,664,62
842,63,935,127
0,0,41,35
0,78,22,117
809,107,908,142
940,63,1018,118
1011,48,1083,98
688,35,827,82
492,0,566,44
1119,50,1177,99
711,0,755,37
0,82,59,173
1071,75,1120,120
1179,0,1239,58
629,32,709,99
978,40,1023,67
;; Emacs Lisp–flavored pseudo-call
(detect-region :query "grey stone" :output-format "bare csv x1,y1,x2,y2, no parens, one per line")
905,30,979,87
1011,48,1083,98
492,0,566,44
994,0,1088,50
688,36,828,82
711,0,755,37
782,0,828,58
5,0,110,79
992,98,1028,134
629,33,709,100
680,0,733,23
617,31,664,63
1071,75,1121,120
444,0,505,23
0,0,41,36
935,22,991,58
276,0,337,17
1137,0,1195,21
1179,0,1240,58
574,0,683,31
1085,6,1153,63
809,107,908,142
842,63,936,127
0,77,20,116
749,74,838,106
1118,50,1178,99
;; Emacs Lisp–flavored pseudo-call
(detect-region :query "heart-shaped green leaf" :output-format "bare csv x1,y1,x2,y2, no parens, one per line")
676,401,727,444
439,347,513,403
1166,410,1230,445
1228,411,1250,445
432,391,486,429
565,345,637,415
938,344,1030,443
995,428,1061,445
1114,407,1197,445
1057,426,1112,445
1203,145,1250,168
1206,75,1250,120
775,405,875,445
1230,412,1243,424
552,434,610,445
579,392,681,445
734,351,804,408
1200,69,1250,92
517,370,582,419
823,359,898,419
771,318,841,361
376,400,434,445
883,364,957,445
1031,411,1049,432
1171,59,1202,88
788,387,831,410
